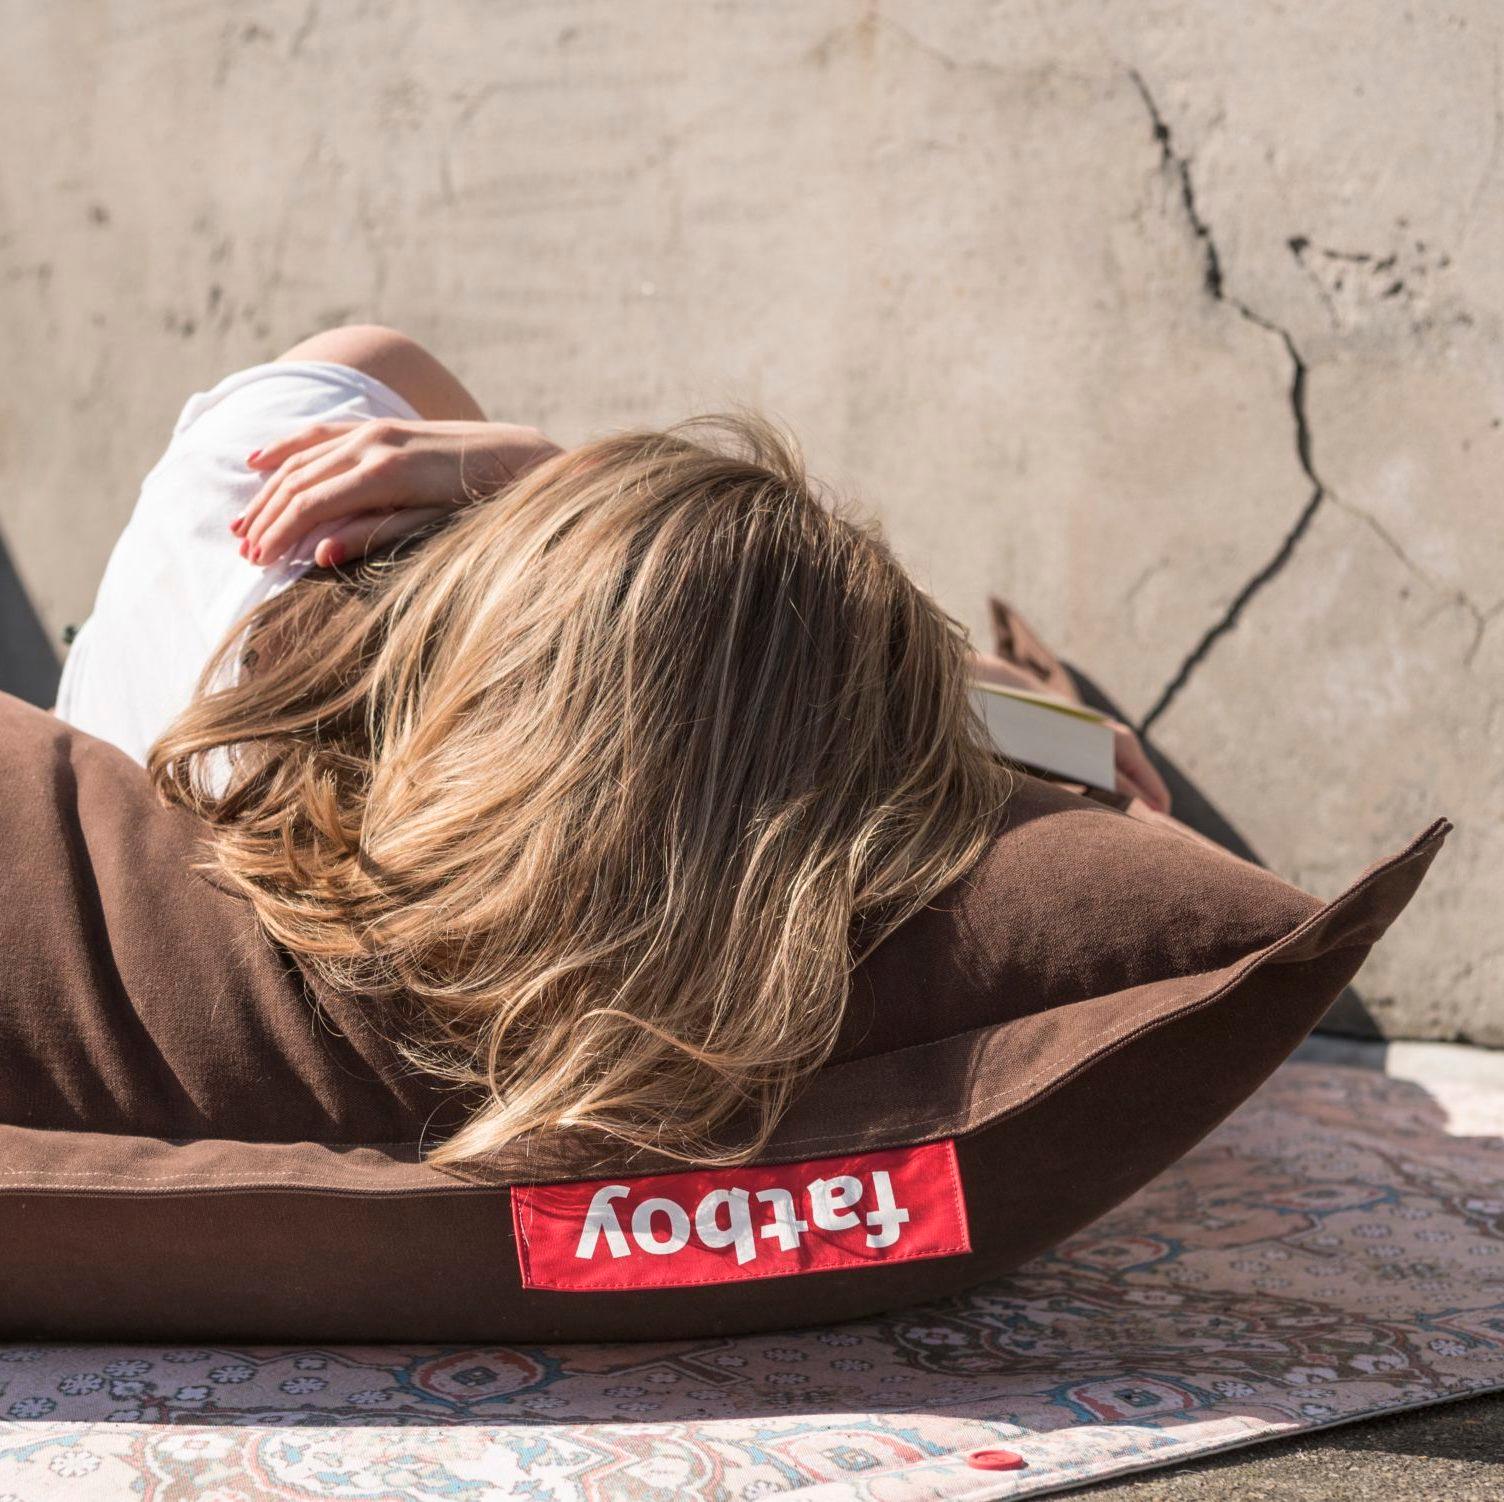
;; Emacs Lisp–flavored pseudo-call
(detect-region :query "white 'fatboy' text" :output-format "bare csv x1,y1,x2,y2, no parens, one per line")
575,1169,912,1263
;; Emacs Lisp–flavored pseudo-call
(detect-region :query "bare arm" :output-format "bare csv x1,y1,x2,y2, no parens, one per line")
276,323,486,422
234,325,559,567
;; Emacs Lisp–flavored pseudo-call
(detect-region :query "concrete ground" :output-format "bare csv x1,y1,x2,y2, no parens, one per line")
1087,1035,1504,1499
1086,1392,1504,1500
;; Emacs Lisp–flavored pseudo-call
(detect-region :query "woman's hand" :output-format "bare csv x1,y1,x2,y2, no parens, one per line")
1107,718,1172,814
970,650,1172,812
232,419,562,568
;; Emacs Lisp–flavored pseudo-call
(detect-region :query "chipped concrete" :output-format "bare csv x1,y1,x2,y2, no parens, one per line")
0,1,1499,1039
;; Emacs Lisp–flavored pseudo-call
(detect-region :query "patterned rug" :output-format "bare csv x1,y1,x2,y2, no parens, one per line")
2,1056,1502,1500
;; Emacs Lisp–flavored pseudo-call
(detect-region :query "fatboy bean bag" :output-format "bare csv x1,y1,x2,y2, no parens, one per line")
0,693,1446,1342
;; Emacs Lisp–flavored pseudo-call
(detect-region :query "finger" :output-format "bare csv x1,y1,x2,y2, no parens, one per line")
1129,746,1172,813
1112,757,1155,817
308,506,450,569
1112,725,1172,814
234,435,353,538
1116,755,1169,814
1115,768,1158,807
241,447,361,559
246,421,361,472
250,462,399,565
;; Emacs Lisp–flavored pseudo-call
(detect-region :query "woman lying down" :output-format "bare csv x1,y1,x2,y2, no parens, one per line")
52,322,1170,1177
6,322,1439,1343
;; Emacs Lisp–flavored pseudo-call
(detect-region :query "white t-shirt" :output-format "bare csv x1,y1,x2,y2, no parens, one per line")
55,360,421,765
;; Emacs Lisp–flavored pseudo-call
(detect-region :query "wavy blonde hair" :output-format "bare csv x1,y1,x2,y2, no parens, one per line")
151,415,1008,1171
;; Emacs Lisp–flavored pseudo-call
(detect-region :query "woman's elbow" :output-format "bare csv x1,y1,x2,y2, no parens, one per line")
275,323,486,422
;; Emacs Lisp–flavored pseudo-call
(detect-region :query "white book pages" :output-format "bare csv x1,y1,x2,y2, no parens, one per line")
970,683,1117,792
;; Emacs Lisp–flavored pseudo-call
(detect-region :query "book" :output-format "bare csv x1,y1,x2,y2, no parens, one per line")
970,682,1116,792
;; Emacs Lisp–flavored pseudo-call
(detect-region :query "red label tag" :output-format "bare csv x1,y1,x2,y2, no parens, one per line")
511,1139,969,1292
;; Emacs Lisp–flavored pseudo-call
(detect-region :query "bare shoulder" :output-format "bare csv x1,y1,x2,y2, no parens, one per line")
275,323,485,422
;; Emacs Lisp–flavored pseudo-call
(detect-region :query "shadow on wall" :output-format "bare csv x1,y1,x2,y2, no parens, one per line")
0,535,61,707
1067,662,1383,1042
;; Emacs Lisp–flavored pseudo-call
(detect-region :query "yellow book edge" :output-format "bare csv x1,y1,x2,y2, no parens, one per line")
969,680,1110,726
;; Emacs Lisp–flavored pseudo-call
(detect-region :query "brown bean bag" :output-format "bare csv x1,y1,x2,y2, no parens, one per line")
0,693,1445,1341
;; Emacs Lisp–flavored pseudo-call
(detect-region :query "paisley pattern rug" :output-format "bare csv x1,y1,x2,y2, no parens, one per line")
2,1056,1502,1500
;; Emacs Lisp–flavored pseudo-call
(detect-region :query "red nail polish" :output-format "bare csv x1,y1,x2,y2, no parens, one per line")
229,516,243,535
250,545,261,563
247,449,262,466
326,541,345,567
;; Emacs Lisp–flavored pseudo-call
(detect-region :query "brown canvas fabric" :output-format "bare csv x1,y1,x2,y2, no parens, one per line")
0,692,1447,1341
0,694,455,1144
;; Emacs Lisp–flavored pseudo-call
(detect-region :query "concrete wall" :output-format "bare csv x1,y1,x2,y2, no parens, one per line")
1,2,1498,1040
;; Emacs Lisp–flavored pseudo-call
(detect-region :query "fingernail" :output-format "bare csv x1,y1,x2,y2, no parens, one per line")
229,515,244,535
246,449,262,466
326,541,345,567
250,545,262,563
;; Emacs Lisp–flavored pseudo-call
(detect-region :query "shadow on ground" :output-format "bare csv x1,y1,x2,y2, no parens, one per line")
1083,1391,1504,1500
0,535,60,707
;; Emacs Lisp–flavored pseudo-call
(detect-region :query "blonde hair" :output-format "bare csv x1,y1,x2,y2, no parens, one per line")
151,415,1008,1172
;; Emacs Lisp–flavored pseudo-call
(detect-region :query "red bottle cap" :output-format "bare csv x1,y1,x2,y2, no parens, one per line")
965,1447,1027,1471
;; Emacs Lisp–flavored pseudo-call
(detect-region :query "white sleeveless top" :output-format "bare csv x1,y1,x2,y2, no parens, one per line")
55,360,419,765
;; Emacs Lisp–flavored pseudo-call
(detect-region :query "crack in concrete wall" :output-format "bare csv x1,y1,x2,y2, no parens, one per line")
1128,71,1330,737
1322,481,1501,667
